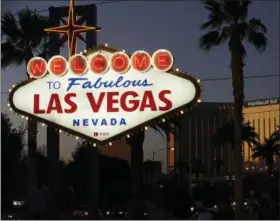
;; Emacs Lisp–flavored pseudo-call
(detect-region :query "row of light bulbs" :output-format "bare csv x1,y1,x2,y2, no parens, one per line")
7,44,202,147
7,100,200,147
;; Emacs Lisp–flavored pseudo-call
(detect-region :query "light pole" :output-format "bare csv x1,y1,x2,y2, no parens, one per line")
152,147,175,173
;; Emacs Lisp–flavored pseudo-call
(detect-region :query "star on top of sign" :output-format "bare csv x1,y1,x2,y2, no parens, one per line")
45,0,101,56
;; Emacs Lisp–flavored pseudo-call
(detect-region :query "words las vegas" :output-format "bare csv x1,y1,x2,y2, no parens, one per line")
29,50,174,127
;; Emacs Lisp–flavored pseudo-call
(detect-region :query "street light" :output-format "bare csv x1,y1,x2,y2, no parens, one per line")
152,147,175,174
152,147,174,161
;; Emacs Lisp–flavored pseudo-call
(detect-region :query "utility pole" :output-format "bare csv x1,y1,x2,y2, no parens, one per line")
47,3,98,219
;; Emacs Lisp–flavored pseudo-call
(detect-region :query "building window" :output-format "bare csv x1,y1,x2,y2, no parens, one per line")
263,118,266,139
269,115,271,135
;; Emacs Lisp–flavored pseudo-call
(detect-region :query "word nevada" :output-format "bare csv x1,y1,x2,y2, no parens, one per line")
27,49,174,79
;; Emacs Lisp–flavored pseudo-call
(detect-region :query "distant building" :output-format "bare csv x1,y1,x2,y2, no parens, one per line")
243,98,280,169
167,98,280,174
167,102,234,174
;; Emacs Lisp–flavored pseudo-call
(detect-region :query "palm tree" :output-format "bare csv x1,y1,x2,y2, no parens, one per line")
1,8,49,195
199,1,267,216
213,119,259,148
126,120,178,219
252,133,280,177
126,131,145,219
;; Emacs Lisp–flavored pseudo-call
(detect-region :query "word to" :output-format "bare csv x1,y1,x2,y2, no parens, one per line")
27,49,174,79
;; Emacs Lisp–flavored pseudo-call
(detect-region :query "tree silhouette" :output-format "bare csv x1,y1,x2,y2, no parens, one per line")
1,113,25,203
251,133,280,177
199,0,267,217
2,8,49,191
213,119,259,149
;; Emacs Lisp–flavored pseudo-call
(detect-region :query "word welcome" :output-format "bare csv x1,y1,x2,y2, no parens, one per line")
27,49,174,79
33,90,173,114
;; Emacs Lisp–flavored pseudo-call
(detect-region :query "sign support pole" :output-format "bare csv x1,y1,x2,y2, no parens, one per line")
46,3,98,219
128,131,145,219
84,4,99,219
47,6,61,219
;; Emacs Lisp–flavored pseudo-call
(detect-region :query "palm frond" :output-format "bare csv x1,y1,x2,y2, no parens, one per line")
248,18,267,33
224,0,241,20
212,119,259,149
199,31,220,51
1,11,22,41
238,0,251,20
1,40,26,69
247,30,267,52
17,8,49,50
251,132,280,162
201,0,226,30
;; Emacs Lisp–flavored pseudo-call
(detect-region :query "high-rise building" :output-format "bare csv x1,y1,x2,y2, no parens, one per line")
167,102,235,174
167,98,280,174
243,98,280,167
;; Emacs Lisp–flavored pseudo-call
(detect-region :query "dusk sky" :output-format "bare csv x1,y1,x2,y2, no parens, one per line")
1,0,279,172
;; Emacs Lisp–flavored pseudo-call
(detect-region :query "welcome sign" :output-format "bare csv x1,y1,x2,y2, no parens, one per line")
9,45,201,144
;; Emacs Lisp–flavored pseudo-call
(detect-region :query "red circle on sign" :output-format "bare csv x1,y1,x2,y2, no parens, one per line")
110,52,130,74
131,51,151,73
48,55,68,77
27,57,48,79
152,49,173,72
90,54,109,74
69,54,88,76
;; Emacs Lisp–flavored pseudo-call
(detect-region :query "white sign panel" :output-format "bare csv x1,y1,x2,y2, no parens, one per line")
10,45,201,144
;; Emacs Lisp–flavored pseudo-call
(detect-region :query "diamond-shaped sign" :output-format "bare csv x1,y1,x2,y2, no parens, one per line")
9,45,201,145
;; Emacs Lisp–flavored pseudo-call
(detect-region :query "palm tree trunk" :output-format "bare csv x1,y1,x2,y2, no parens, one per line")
25,56,38,214
128,131,145,219
88,145,99,219
27,118,37,190
230,35,245,220
266,158,273,178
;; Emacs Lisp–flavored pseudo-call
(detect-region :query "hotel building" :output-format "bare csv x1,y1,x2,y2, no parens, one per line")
99,98,279,171
243,98,280,167
167,102,235,174
167,98,280,174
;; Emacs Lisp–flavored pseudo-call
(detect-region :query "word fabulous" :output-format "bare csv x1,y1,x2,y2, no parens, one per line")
27,49,174,79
